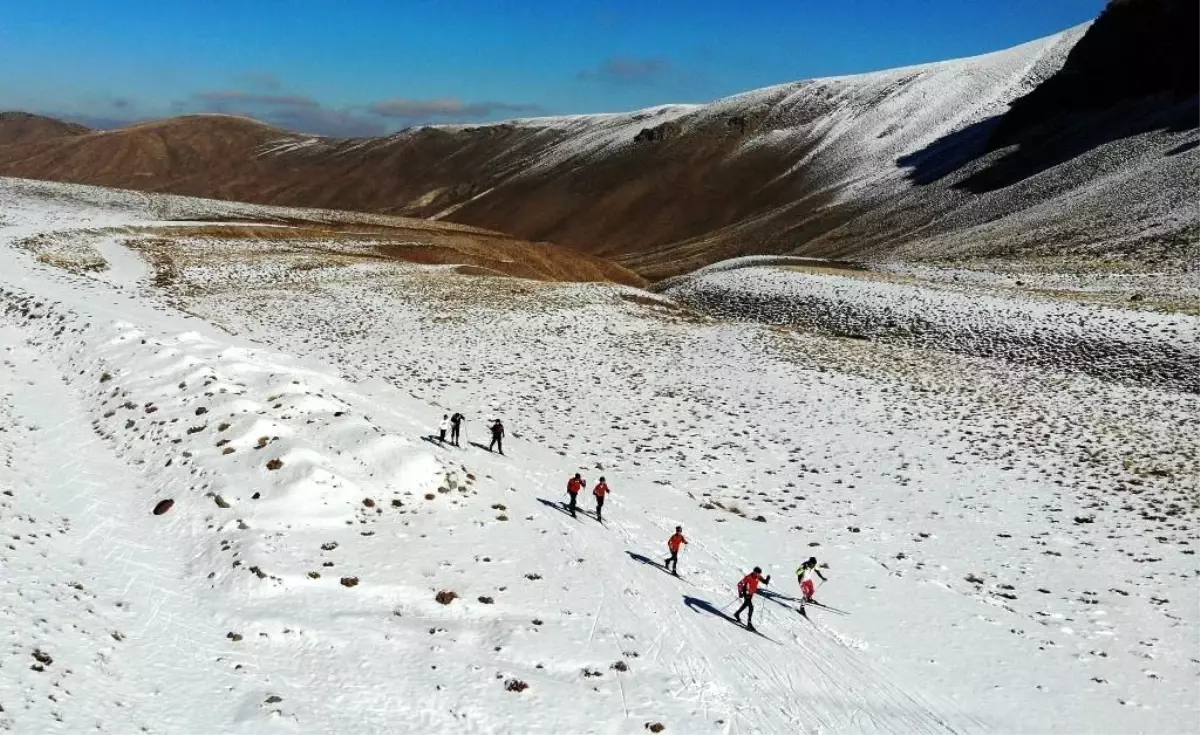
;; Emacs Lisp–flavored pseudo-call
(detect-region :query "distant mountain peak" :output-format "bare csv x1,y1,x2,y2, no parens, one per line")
0,112,91,146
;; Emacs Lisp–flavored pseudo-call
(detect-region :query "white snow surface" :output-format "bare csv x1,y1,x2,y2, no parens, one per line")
705,24,1088,198
1,179,1198,735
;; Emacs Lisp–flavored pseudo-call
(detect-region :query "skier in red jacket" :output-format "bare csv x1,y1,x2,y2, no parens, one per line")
566,473,586,517
592,477,610,521
734,567,771,631
665,526,688,575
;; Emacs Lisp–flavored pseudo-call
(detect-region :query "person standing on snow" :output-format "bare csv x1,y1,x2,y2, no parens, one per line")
566,473,586,517
592,477,610,522
734,567,771,632
438,414,450,443
796,557,827,602
488,419,505,455
450,412,465,447
665,526,688,575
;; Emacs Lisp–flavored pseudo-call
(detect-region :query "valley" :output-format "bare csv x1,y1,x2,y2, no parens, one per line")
1,2,1197,731
0,178,1196,733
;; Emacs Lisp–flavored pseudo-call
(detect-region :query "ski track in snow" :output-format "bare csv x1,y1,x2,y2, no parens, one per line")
0,179,1198,734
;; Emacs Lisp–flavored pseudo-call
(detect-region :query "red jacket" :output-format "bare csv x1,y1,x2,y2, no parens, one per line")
567,477,585,494
668,532,687,552
593,481,609,498
738,572,767,597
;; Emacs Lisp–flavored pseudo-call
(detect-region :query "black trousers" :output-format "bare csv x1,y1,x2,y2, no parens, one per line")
734,594,754,624
489,435,503,453
451,425,460,445
595,495,604,520
439,429,447,442
665,549,679,572
567,492,579,515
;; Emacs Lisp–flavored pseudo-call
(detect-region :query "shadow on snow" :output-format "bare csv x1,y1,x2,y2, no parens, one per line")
535,497,576,519
626,550,668,570
683,594,740,626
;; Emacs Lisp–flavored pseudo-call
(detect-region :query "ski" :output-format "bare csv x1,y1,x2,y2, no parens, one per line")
629,552,694,584
737,623,779,643
806,600,849,615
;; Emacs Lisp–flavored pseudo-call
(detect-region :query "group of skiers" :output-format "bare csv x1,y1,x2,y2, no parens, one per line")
432,409,830,634
438,413,505,454
565,473,609,521
730,557,827,631
558,472,829,632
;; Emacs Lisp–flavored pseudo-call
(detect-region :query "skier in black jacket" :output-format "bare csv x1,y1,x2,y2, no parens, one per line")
488,419,505,455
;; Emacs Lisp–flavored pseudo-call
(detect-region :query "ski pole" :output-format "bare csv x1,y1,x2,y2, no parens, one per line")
809,579,826,602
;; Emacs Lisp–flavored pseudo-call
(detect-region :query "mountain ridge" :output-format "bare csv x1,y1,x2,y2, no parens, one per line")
1,1,1195,278
0,111,91,146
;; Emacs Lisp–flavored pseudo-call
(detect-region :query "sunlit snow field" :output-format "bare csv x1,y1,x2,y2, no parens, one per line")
1,179,1196,734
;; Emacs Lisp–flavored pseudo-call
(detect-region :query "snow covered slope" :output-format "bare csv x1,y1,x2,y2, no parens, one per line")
2,179,1197,734
661,261,1200,392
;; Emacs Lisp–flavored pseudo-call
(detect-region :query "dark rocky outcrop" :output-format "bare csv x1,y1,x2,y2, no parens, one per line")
956,0,1200,193
633,121,679,143
992,0,1198,147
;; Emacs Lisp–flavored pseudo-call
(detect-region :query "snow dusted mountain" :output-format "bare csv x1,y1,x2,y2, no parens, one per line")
1,178,1197,734
1,0,1196,278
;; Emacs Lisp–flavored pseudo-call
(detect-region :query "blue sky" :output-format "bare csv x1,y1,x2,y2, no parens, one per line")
1,0,1105,136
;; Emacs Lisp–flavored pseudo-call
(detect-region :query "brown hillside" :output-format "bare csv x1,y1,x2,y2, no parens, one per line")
0,115,305,199
0,112,90,146
0,110,833,276
0,2,1194,278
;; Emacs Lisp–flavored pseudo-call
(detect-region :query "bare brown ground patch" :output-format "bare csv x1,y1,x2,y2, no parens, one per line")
118,221,647,287
15,232,108,275
617,292,708,324
454,265,507,277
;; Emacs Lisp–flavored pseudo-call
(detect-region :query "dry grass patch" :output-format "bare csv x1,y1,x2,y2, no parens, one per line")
129,219,647,287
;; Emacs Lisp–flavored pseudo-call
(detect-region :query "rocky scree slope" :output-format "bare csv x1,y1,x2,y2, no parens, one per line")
661,263,1200,393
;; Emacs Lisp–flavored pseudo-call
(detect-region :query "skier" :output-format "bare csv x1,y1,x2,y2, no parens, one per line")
795,557,827,603
734,567,771,632
438,414,449,443
566,473,586,517
592,476,610,522
449,412,464,447
488,419,505,455
664,526,688,575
